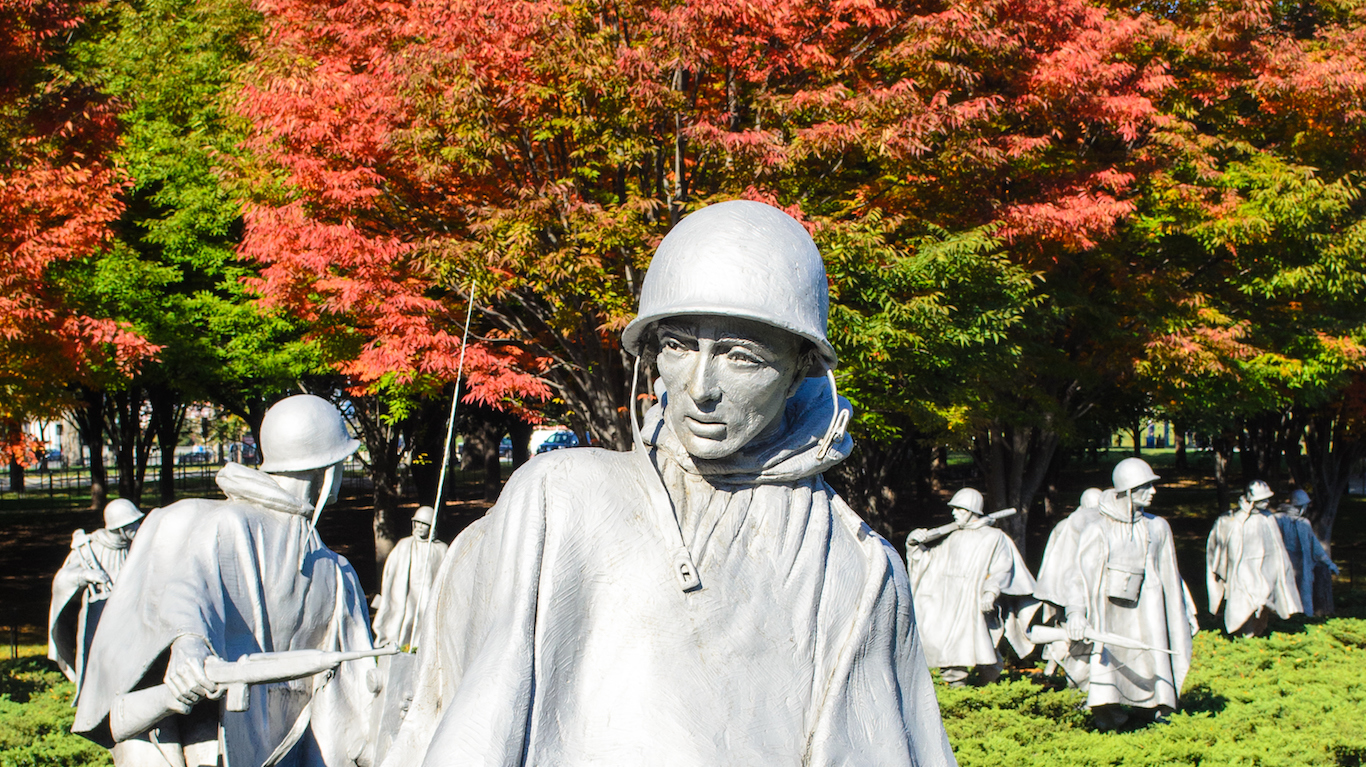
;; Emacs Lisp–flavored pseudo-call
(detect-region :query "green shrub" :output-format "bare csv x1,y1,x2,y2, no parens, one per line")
941,619,1366,766
0,656,110,767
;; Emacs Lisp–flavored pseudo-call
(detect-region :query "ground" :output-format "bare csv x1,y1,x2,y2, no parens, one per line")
2,448,1365,765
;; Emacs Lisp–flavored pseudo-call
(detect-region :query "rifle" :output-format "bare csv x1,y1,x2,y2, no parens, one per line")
909,508,1017,546
1028,625,1178,656
70,530,113,593
110,646,398,742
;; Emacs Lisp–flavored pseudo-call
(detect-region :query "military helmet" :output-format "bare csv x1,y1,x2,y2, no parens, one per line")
1245,480,1274,503
103,498,144,530
258,394,361,473
948,487,985,515
620,200,837,373
1113,457,1160,493
1079,487,1103,509
1288,489,1311,508
412,505,436,525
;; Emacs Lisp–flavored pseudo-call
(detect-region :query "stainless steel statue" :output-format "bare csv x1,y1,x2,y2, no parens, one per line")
49,498,144,690
1034,458,1198,730
372,505,447,649
382,200,956,766
906,488,1038,686
1273,489,1338,616
1207,480,1303,636
73,394,379,767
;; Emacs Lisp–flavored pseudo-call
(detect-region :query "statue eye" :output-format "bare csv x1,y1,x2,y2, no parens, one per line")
662,337,689,352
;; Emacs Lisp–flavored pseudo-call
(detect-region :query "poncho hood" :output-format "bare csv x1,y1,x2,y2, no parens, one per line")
216,461,312,517
640,375,852,484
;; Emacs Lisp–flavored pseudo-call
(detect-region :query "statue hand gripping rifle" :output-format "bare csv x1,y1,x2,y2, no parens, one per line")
906,489,1038,687
382,201,957,767
73,395,379,767
1207,481,1303,636
49,499,144,691
1034,458,1198,730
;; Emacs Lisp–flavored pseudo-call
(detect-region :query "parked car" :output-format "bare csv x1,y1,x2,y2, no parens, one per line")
179,446,214,465
42,449,64,470
535,430,580,454
499,437,513,459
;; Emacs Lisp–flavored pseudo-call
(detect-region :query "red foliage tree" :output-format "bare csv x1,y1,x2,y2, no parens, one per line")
0,0,156,461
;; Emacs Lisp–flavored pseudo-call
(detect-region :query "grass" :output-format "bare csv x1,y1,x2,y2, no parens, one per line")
943,618,1366,766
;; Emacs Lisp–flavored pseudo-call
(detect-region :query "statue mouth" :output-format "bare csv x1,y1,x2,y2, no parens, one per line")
683,416,727,440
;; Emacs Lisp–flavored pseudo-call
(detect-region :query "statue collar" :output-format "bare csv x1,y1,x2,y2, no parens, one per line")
215,462,314,517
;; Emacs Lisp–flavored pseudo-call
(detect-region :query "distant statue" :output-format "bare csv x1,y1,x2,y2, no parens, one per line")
1273,489,1338,616
48,499,145,690
1035,458,1198,730
1207,480,1303,636
1079,487,1102,510
906,488,1039,687
382,201,956,766
73,394,378,767
373,505,448,649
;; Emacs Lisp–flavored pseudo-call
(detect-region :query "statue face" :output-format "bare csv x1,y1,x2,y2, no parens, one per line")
1132,483,1156,509
654,315,804,460
413,521,431,540
116,522,140,544
951,506,975,526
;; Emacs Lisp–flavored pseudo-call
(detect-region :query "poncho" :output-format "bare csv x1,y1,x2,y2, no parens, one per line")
381,377,956,767
1207,507,1302,632
48,528,129,687
73,462,377,767
906,521,1039,669
372,534,448,649
1273,511,1334,615
1034,492,1196,711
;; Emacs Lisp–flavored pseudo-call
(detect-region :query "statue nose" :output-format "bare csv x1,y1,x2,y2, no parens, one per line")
687,354,721,404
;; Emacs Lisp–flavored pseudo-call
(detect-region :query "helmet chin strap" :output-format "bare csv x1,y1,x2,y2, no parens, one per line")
815,368,851,461
310,464,335,529
630,356,647,452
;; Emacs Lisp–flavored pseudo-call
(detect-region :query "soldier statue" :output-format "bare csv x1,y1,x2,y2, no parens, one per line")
73,395,379,767
1035,458,1198,730
1207,480,1302,636
382,200,956,766
906,488,1038,686
49,499,144,690
373,505,448,649
1273,489,1338,616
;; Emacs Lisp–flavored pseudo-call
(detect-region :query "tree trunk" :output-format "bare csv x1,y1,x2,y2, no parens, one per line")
973,420,1061,556
930,445,948,495
149,386,186,506
826,433,920,541
1173,421,1188,472
343,393,411,568
509,420,533,468
7,459,21,493
1130,421,1143,456
107,386,155,504
74,387,108,510
1213,431,1236,512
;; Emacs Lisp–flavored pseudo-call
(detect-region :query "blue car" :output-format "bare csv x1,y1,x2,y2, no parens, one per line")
535,431,580,454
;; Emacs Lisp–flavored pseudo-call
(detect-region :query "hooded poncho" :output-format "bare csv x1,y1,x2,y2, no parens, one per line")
906,518,1039,670
1034,491,1197,711
373,533,448,649
1207,505,1302,632
48,528,130,687
381,377,956,767
1272,510,1334,615
72,462,376,767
